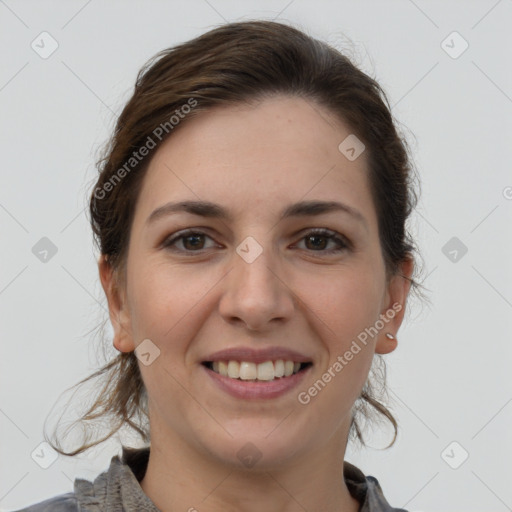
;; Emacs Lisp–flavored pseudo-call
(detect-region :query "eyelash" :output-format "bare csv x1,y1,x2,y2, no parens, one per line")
161,228,351,256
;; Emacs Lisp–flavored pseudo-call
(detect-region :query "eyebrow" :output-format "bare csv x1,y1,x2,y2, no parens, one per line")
146,199,368,229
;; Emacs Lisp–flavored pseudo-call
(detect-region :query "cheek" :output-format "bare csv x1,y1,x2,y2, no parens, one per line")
126,260,218,350
298,266,382,398
301,264,383,343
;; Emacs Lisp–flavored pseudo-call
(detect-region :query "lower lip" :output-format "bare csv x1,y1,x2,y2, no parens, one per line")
203,364,312,400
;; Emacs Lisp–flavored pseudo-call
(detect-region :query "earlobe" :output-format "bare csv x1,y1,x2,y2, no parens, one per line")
375,256,414,355
376,332,398,354
98,255,135,353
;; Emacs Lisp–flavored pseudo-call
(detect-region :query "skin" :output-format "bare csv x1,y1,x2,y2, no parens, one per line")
99,95,413,512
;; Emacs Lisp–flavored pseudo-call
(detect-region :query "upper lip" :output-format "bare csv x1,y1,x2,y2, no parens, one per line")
203,346,313,364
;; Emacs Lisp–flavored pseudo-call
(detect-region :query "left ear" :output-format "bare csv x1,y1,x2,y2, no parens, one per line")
375,256,414,355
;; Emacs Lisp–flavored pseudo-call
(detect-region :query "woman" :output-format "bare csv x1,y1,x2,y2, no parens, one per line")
16,19,423,512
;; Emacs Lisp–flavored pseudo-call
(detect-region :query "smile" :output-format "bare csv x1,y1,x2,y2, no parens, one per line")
202,360,313,400
203,360,312,381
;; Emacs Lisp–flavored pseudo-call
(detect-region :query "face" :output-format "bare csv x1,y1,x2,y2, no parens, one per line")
100,95,412,469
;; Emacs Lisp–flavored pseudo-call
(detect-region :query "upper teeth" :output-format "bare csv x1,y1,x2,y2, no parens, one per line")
211,360,302,381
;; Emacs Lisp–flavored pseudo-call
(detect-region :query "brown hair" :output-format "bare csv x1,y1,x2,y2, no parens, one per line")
45,19,426,456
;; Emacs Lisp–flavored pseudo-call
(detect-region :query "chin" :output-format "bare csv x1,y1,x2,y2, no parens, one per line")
201,426,307,472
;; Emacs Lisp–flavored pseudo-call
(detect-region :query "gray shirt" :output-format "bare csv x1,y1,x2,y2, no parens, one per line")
13,446,408,511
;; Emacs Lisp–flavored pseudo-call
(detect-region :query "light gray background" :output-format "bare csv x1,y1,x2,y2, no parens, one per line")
1,1,511,511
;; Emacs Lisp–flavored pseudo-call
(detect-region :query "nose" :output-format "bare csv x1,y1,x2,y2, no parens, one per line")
218,244,295,332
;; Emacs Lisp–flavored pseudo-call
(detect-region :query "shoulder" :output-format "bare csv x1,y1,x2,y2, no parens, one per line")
365,475,408,512
344,461,408,512
10,492,79,512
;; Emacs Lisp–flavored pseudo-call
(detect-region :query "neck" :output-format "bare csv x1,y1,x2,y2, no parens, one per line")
139,413,361,512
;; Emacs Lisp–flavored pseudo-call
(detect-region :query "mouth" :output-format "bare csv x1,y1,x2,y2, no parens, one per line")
202,360,313,382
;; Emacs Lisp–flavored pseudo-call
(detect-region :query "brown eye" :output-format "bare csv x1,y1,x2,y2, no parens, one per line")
162,230,218,253
181,233,206,250
296,229,350,254
304,234,329,250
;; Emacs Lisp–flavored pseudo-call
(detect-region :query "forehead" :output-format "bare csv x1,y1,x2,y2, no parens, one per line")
135,96,377,230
